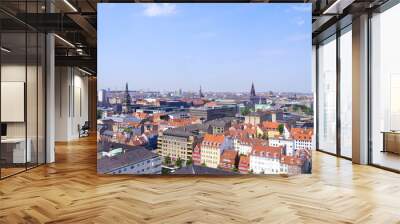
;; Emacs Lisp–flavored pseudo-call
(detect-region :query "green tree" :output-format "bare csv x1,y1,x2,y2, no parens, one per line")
97,109,103,119
232,167,238,172
304,106,313,115
186,157,193,166
278,124,284,135
175,157,183,168
123,127,133,133
164,156,171,165
240,107,251,116
161,168,170,175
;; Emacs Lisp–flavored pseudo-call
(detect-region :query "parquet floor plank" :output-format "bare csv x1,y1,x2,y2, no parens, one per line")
1,136,399,223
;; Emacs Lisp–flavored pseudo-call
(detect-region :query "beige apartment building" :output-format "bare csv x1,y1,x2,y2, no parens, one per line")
200,134,226,168
157,124,206,161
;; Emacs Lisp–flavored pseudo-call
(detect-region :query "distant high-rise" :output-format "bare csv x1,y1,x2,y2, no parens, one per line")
98,89,106,105
122,82,131,113
199,85,205,98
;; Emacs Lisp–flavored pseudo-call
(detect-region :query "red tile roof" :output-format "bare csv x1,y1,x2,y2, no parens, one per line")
167,118,197,127
281,155,303,166
220,150,237,162
239,137,266,146
261,121,280,130
205,101,219,107
291,128,313,141
251,145,282,159
203,134,225,144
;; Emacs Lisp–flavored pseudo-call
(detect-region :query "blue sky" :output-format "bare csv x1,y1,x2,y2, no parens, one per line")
98,3,312,93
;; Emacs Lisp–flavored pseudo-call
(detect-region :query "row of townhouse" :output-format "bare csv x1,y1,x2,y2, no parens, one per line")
268,127,314,156
247,145,303,175
192,133,304,175
233,137,266,155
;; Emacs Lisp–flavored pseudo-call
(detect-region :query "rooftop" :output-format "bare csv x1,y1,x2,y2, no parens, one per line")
291,128,313,141
261,121,280,130
163,124,208,138
281,156,303,166
203,134,225,144
173,165,237,175
220,150,238,162
251,145,282,159
98,144,159,174
205,117,234,127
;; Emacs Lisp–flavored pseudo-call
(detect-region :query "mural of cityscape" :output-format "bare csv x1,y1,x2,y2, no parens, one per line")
97,4,313,175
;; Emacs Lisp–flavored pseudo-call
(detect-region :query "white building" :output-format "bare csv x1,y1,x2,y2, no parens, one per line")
269,138,295,156
234,137,266,156
98,89,106,103
249,145,282,174
291,128,314,151
293,135,313,150
233,138,252,155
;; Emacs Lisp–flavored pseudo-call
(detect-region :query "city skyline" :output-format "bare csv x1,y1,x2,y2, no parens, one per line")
100,82,313,95
98,3,312,93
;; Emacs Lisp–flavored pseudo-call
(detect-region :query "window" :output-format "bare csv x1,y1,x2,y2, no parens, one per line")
339,27,352,158
370,3,400,171
317,35,337,154
0,2,46,179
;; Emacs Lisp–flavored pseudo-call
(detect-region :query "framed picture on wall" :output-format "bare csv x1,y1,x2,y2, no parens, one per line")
96,3,313,176
1,82,25,123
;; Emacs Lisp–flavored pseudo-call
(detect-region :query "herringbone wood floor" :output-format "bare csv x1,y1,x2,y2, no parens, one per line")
1,136,400,224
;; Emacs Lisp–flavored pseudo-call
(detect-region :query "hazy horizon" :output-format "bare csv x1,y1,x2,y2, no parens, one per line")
98,3,312,93
100,85,313,94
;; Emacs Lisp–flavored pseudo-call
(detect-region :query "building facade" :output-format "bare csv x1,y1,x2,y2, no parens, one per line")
200,134,227,168
249,145,282,174
157,128,198,161
280,156,303,175
238,155,250,174
219,150,238,171
189,105,237,121
192,143,202,165
269,138,295,156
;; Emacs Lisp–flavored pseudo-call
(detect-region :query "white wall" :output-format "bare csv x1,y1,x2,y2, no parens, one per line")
55,67,89,141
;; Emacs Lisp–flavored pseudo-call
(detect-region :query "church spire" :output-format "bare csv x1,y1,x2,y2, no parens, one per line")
250,82,256,97
123,82,131,114
199,85,204,98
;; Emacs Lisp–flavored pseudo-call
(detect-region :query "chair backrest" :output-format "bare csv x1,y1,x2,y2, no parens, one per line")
82,121,90,129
